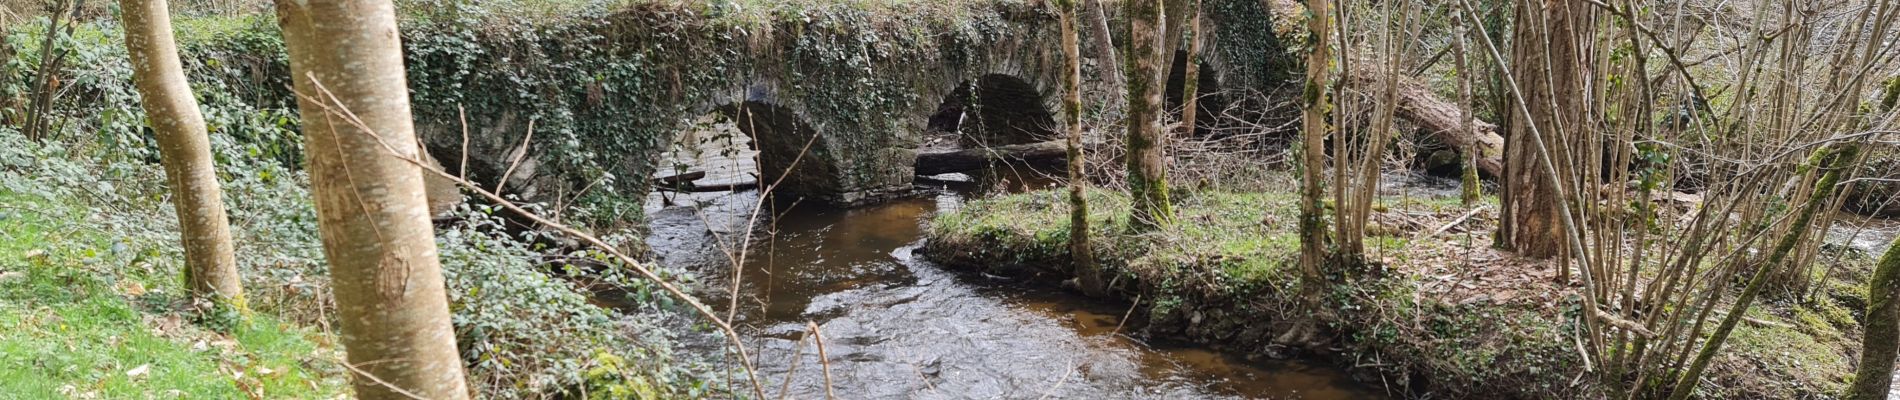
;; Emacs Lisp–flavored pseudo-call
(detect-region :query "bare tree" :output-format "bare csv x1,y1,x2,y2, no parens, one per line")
118,0,243,309
1125,0,1173,229
273,1,470,398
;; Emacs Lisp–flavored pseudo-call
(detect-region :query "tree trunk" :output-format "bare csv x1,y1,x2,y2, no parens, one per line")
1085,0,1125,104
1501,0,1593,260
119,0,243,308
1162,0,1188,59
273,1,471,398
1125,0,1172,229
1293,0,1331,340
1059,0,1104,297
1176,0,1202,140
1848,230,1900,400
1453,9,1481,206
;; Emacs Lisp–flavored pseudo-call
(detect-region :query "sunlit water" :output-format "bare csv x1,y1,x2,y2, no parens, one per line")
642,182,1383,399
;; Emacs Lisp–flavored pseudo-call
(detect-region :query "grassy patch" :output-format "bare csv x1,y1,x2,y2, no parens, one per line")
926,187,1863,399
931,189,1305,289
0,191,346,399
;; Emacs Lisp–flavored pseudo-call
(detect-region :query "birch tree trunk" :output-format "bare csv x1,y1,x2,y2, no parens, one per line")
273,1,470,398
1125,0,1173,230
119,0,243,308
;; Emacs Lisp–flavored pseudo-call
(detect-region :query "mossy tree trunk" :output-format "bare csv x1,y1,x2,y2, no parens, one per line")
1848,229,1900,400
1058,0,1104,297
273,1,471,398
1452,6,1480,206
1124,0,1172,230
1846,76,1900,400
119,0,243,309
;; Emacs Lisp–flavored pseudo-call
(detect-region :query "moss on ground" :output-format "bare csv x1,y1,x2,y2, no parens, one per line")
924,188,1865,399
0,192,347,398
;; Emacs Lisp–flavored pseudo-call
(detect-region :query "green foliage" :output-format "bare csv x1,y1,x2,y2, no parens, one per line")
438,204,719,399
0,180,346,399
3,12,726,397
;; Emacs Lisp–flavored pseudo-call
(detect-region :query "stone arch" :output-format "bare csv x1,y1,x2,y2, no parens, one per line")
702,100,841,199
929,73,1062,147
1166,49,1226,136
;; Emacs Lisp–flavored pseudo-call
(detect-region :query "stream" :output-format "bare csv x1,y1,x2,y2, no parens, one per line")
641,173,1384,399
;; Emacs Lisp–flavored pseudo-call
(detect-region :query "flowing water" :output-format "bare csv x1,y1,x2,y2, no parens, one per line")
642,172,1384,399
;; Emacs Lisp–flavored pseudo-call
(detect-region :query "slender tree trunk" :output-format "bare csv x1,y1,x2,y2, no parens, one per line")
1291,0,1331,344
1059,0,1103,297
1162,0,1188,59
1085,0,1126,107
1485,0,1514,249
1848,231,1900,400
1501,0,1592,261
274,1,471,398
119,0,243,308
24,0,83,142
1,36,15,125
1176,0,1202,140
1453,7,1480,206
1125,0,1172,229
1667,145,1859,400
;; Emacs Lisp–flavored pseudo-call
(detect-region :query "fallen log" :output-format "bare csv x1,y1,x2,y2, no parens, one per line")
656,181,759,193
1346,68,1505,177
652,171,706,187
915,140,1068,175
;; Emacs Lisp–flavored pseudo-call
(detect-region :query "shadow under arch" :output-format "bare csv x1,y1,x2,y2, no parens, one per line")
711,101,840,199
1166,49,1226,137
928,73,1058,147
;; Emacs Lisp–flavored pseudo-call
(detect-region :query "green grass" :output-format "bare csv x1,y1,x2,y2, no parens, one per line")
0,191,346,399
928,187,1863,399
932,189,1307,286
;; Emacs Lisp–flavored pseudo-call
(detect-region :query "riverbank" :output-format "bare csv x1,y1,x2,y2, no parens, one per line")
921,188,1870,399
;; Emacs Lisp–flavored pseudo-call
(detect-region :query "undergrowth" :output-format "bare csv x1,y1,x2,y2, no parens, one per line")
925,187,1867,399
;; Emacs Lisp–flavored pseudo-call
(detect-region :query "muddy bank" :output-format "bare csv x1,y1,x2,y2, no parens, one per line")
920,188,1867,399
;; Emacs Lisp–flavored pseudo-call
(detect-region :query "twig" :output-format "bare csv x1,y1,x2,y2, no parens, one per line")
774,329,808,400
1034,361,1080,400
495,119,535,196
1110,294,1142,337
1423,205,1489,238
457,105,469,181
337,360,427,400
808,321,836,400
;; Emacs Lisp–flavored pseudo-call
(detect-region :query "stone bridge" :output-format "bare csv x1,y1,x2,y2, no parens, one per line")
405,0,1292,208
